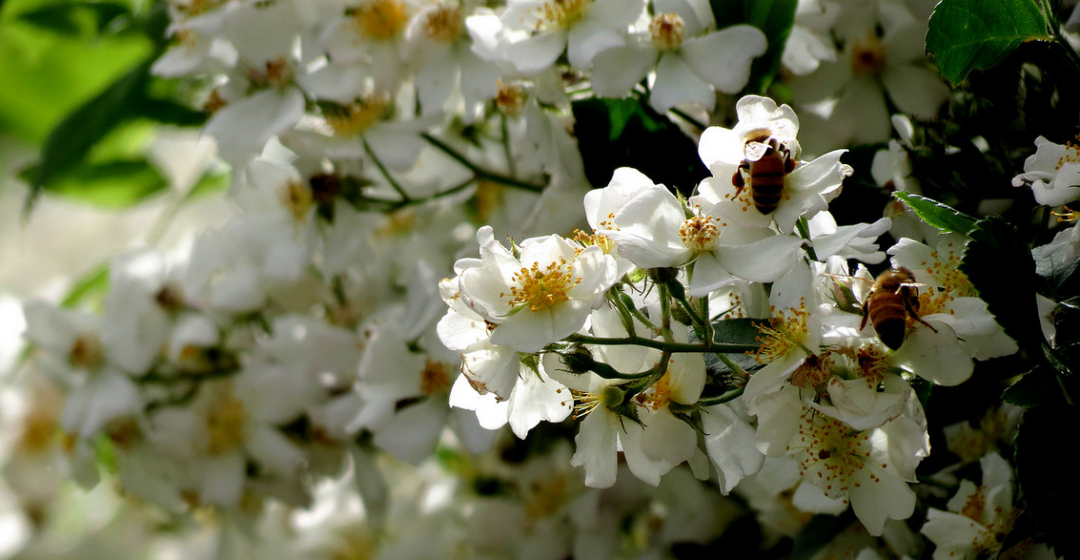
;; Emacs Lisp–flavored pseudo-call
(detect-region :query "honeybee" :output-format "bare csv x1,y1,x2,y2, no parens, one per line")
860,267,936,350
731,137,796,215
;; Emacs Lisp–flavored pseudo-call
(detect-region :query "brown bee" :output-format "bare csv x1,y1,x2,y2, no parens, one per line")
732,138,796,215
860,267,936,350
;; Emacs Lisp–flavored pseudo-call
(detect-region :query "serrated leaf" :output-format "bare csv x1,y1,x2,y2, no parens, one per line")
24,159,168,208
1033,238,1080,297
1002,365,1067,407
1015,403,1080,560
893,191,977,234
926,0,1049,86
960,216,1044,355
572,97,708,196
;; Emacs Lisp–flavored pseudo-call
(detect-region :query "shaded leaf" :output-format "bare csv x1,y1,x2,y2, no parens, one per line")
1015,403,1080,560
18,2,130,36
572,97,708,195
960,216,1044,355
22,159,168,208
926,0,1048,86
793,510,856,560
893,191,977,235
1002,364,1067,407
1033,237,1080,298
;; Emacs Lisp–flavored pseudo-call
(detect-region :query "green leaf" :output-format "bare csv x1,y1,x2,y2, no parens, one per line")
23,159,168,208
23,58,153,212
17,2,130,36
893,192,977,234
709,317,769,348
926,0,1049,86
60,263,110,308
572,97,708,195
960,216,1044,356
1003,365,1067,407
743,0,797,94
1015,402,1080,560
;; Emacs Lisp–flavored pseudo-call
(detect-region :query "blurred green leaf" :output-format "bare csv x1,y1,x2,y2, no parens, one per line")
17,1,131,36
184,167,230,202
960,216,1044,356
893,191,977,235
60,263,110,308
22,158,168,208
926,0,1048,86
572,97,708,194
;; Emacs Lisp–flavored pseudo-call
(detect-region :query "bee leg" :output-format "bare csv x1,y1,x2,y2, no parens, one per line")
860,298,871,331
901,297,938,333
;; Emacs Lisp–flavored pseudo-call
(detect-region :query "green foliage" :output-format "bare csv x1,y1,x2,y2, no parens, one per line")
960,216,1044,356
22,159,168,207
17,1,132,36
926,0,1049,86
60,263,110,308
893,192,977,235
1015,402,1080,560
572,97,708,194
710,0,797,95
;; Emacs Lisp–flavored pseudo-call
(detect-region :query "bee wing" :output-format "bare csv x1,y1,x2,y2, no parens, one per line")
743,141,771,162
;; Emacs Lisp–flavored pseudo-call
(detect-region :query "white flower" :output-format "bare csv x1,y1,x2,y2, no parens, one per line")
591,0,766,113
781,0,839,76
500,0,646,74
457,226,619,353
1011,135,1080,206
921,453,1017,560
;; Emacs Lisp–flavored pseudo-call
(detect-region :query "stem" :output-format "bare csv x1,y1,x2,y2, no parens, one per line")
659,282,674,342
796,216,819,261
607,290,638,339
697,386,744,406
565,334,758,354
714,352,747,377
362,135,410,202
669,106,709,131
1041,0,1080,75
671,289,708,332
422,133,545,193
500,113,516,177
360,176,477,211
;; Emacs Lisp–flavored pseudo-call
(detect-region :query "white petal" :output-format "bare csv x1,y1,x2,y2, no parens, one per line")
590,44,656,99
890,322,973,386
571,407,621,488
881,65,950,119
651,53,715,113
680,25,767,93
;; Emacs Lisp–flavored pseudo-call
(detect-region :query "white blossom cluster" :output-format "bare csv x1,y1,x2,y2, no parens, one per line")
5,0,1049,557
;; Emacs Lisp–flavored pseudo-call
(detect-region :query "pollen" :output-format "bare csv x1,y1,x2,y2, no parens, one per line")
574,229,616,254
495,81,528,118
850,32,887,75
1052,205,1080,222
423,5,463,43
503,258,580,312
570,385,623,419
752,301,811,364
679,216,719,253
649,13,685,52
535,0,590,30
795,410,873,499
205,390,247,456
926,245,974,297
1055,136,1080,171
636,369,673,410
325,97,389,136
354,0,409,41
263,57,294,89
854,343,890,386
280,179,314,222
420,359,453,395
790,352,831,389
70,334,104,370
203,89,226,114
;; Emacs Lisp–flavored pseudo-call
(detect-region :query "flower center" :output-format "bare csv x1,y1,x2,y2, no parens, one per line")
505,258,580,312
850,33,887,75
854,344,890,385
571,385,624,419
679,215,719,253
536,0,590,30
280,179,313,222
354,0,408,41
926,243,974,296
796,411,873,499
420,359,453,395
636,370,672,410
790,352,831,389
325,97,389,136
70,334,104,369
574,229,617,255
753,301,811,363
424,6,463,43
495,81,528,118
206,390,247,456
1056,135,1080,170
650,13,685,52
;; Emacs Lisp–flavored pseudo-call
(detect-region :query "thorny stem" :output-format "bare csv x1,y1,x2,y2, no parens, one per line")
422,133,545,193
